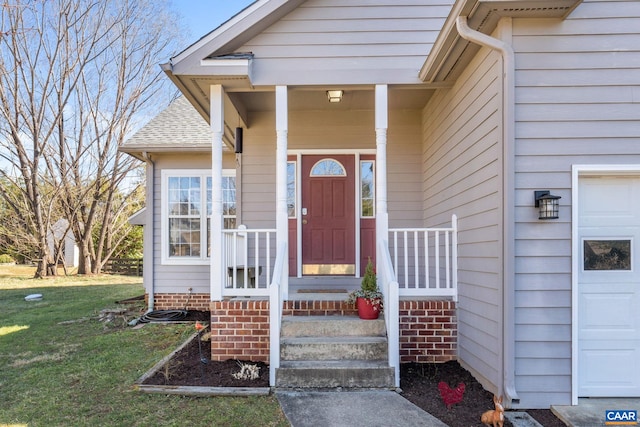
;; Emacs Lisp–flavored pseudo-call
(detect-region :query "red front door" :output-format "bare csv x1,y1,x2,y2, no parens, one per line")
301,155,355,275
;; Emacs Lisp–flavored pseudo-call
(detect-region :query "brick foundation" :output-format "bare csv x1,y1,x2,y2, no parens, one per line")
399,300,457,363
210,299,271,362
151,294,457,363
206,298,456,364
149,293,210,311
282,300,358,316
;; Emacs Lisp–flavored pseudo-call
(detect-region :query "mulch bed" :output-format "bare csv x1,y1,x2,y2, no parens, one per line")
142,336,270,387
141,318,565,426
400,362,565,427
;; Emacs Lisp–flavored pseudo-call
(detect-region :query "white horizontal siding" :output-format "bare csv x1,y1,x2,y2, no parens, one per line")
516,307,571,324
388,110,423,228
422,41,503,395
511,0,640,408
238,0,453,84
234,111,277,229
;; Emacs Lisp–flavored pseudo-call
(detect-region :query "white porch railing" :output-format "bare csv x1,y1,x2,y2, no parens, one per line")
378,214,458,387
377,239,400,388
269,242,287,387
389,214,458,301
222,227,277,297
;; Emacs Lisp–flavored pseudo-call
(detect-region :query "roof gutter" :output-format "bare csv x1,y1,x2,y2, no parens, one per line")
456,15,519,407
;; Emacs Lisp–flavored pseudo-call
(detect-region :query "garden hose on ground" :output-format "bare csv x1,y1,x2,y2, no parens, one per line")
134,289,193,324
137,309,188,323
131,288,192,326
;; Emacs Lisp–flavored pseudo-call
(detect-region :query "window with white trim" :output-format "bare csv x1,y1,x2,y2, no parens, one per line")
287,161,296,218
162,170,236,264
360,160,375,218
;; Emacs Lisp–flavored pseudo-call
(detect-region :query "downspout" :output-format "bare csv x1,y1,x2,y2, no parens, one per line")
141,152,155,312
456,16,519,406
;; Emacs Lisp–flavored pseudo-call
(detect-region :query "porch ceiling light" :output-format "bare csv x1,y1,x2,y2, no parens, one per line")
326,90,343,103
534,190,561,220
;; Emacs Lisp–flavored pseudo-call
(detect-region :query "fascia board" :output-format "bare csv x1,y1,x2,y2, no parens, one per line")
419,0,478,83
169,0,305,76
420,0,582,83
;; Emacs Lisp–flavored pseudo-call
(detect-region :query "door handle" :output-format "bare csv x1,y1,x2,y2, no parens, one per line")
302,219,307,225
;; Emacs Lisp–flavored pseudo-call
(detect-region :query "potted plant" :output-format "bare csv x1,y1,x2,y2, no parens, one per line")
347,258,383,319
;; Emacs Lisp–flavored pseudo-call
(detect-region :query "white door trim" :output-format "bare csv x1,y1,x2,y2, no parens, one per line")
289,149,375,278
571,164,640,405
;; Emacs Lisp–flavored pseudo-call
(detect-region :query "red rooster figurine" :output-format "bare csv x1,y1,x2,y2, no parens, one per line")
437,381,466,409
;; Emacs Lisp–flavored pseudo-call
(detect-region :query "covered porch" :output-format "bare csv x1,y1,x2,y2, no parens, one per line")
191,82,459,387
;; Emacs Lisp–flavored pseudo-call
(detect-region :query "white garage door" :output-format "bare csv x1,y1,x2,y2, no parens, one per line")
578,176,640,397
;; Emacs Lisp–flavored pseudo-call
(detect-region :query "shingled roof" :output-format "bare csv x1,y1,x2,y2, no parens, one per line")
120,96,217,158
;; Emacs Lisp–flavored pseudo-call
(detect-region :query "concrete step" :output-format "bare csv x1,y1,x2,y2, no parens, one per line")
280,336,388,361
277,313,393,389
281,315,386,338
276,360,395,388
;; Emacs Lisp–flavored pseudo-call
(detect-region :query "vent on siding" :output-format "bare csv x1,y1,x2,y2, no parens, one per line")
493,6,575,16
474,1,580,33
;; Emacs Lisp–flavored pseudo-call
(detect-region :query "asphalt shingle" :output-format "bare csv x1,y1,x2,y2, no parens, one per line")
122,96,214,152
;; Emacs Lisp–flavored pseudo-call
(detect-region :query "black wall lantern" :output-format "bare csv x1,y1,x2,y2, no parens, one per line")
534,190,561,220
234,127,243,154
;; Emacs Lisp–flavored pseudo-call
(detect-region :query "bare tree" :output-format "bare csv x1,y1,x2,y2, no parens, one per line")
0,0,181,276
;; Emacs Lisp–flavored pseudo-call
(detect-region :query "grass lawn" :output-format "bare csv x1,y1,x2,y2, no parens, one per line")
0,266,287,427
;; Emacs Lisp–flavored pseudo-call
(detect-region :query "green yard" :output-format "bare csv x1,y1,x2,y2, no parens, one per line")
0,266,287,427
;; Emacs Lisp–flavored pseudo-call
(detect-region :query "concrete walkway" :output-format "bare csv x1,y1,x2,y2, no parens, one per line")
276,390,448,427
277,391,640,427
552,398,640,427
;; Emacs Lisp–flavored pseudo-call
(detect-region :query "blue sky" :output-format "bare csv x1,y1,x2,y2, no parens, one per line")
170,1,256,45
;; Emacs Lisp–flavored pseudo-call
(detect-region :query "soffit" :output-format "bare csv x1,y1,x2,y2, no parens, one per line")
230,87,437,113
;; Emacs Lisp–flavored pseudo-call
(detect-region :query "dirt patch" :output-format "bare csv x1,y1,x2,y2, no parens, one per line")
142,335,269,387
142,320,565,426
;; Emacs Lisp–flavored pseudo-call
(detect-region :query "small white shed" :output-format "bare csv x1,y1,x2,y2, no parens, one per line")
48,219,79,268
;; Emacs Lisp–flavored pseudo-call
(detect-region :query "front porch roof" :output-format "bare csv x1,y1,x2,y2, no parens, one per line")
161,0,583,132
160,0,304,125
168,0,301,75
161,0,450,128
419,0,583,83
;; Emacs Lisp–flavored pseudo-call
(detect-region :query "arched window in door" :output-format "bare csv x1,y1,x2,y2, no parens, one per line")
310,159,346,177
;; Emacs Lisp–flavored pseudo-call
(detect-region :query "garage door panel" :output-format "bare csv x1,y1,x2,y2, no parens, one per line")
578,176,640,397
580,292,636,332
579,347,640,397
580,180,637,222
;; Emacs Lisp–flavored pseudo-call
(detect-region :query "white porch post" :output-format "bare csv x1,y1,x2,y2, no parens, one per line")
276,85,289,297
375,85,389,244
210,85,224,301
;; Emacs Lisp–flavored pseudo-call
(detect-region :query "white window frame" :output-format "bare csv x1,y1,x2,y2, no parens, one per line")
219,171,237,230
161,169,236,265
360,159,376,218
287,161,297,218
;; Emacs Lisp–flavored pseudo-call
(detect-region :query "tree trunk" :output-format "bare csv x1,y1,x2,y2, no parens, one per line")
77,241,93,275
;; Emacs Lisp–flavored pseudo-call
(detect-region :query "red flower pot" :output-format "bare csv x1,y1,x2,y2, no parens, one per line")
356,297,381,320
